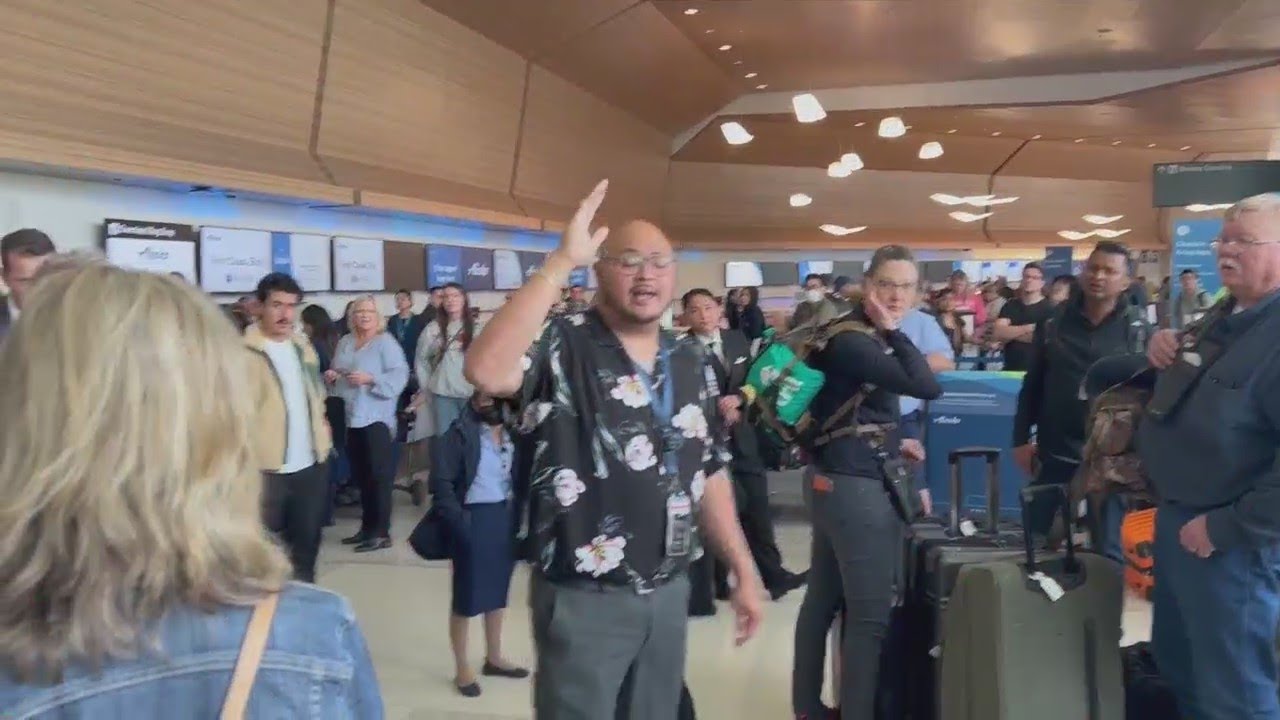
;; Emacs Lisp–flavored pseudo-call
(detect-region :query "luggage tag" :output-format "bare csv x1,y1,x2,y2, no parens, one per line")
1028,571,1065,602
958,519,978,537
665,491,694,558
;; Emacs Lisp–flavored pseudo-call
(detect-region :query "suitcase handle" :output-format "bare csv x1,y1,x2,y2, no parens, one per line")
947,447,1002,535
1019,484,1079,575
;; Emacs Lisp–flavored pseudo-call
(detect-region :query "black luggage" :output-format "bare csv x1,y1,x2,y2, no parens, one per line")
902,447,1028,720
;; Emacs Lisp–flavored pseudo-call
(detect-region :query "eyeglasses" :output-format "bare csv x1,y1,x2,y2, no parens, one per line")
1211,236,1280,250
599,252,676,274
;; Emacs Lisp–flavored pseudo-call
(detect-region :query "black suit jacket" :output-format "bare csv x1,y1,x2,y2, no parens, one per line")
0,300,11,342
704,329,764,473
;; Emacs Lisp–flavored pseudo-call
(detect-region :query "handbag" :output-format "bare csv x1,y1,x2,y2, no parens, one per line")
408,507,451,561
219,592,280,720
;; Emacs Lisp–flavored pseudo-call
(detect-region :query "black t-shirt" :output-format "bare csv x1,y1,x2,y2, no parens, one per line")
998,297,1053,372
514,309,730,593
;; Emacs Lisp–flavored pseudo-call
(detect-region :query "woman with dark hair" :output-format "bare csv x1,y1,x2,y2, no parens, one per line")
302,304,350,522
412,282,479,437
791,245,942,720
731,286,766,340
932,287,968,358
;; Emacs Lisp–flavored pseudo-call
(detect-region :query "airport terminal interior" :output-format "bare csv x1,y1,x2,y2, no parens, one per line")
1,1,1279,719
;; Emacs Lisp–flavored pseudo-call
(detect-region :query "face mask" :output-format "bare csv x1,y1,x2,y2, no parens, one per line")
804,289,825,303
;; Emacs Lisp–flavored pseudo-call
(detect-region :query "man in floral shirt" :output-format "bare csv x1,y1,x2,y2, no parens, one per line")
466,180,764,720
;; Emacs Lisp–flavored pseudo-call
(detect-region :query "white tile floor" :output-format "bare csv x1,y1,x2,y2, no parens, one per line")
316,493,1150,720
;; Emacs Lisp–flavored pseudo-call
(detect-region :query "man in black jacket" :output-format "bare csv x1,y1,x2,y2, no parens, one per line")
682,289,805,606
1012,241,1150,539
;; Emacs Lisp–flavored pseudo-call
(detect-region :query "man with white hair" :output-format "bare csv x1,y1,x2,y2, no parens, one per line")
1141,192,1280,720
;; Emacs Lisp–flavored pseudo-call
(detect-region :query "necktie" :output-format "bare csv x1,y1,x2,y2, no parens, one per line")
707,340,728,390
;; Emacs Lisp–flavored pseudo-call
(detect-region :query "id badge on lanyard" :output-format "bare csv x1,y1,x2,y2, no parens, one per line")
637,345,691,558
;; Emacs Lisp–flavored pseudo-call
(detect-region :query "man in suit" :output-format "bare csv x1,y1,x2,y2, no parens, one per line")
683,288,806,605
1,229,56,342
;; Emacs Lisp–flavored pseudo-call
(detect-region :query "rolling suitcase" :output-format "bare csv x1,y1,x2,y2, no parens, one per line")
903,448,1028,720
938,484,1124,720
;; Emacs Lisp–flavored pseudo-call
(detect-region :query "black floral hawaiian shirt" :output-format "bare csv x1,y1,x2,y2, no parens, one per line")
514,309,731,593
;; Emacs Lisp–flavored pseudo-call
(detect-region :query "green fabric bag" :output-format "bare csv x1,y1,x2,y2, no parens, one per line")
743,330,826,427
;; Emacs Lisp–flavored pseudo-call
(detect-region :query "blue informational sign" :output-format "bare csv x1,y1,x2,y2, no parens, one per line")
1170,218,1223,298
568,266,590,288
518,251,547,283
427,245,495,291
924,371,1027,520
1041,246,1073,279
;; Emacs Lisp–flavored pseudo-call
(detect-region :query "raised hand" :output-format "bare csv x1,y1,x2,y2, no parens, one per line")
557,180,611,267
863,293,899,332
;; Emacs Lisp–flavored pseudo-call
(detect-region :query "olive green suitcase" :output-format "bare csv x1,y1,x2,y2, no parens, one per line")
939,485,1125,720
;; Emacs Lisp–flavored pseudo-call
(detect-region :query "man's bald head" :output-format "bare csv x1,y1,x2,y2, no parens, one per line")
598,219,673,259
592,219,677,328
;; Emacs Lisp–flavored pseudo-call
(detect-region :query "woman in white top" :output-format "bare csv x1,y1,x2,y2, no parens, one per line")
413,283,479,437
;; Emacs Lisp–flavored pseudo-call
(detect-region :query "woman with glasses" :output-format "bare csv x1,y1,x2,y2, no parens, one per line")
328,296,409,553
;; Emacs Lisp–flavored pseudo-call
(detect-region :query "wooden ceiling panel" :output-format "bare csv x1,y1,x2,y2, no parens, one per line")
537,3,736,133
417,0,635,59
663,162,991,230
319,0,526,203
514,65,670,223
998,141,1187,181
0,0,326,178
1199,0,1280,50
671,226,988,251
656,0,1270,91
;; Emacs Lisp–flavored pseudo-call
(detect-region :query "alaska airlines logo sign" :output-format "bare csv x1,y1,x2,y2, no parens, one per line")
138,247,170,260
467,262,490,277
932,415,962,425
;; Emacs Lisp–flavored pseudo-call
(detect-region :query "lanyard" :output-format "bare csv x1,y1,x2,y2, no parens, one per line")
635,344,678,478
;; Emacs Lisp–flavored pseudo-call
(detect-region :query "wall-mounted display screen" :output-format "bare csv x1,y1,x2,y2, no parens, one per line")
724,261,763,288
332,236,385,291
759,261,799,286
103,219,198,282
200,226,272,293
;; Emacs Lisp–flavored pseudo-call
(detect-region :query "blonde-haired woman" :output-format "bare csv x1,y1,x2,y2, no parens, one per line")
328,295,409,553
0,263,382,717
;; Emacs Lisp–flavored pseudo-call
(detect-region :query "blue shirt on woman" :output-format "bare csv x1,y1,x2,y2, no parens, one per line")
332,332,409,433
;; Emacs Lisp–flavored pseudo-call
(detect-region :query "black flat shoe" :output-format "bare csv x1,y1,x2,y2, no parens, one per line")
341,532,368,545
455,681,481,698
353,537,391,553
482,661,529,679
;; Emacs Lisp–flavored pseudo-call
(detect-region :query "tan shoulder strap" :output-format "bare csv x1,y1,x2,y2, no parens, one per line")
220,593,280,720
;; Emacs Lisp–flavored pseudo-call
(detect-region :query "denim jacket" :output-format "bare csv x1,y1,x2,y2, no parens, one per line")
0,583,383,719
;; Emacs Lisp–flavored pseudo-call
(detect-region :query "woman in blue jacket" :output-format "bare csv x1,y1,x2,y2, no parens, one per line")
429,394,529,697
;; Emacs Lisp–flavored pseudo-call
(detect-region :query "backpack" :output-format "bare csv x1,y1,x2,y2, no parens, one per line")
739,312,879,449
1076,374,1155,501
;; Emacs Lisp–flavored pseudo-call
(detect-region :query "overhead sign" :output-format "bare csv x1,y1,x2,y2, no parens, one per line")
1152,160,1280,208
200,226,272,293
517,251,547,284
270,232,332,292
798,260,834,282
427,245,494,291
1041,246,1073,280
103,219,198,281
1170,218,1222,299
332,236,385,291
492,249,523,291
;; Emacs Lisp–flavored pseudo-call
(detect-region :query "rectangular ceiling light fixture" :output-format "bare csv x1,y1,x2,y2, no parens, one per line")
719,121,754,145
792,93,827,123
819,224,867,235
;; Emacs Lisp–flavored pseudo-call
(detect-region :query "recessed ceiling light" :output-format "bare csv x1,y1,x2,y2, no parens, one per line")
827,161,853,178
1074,138,1085,143
878,116,906,138
854,121,866,127
789,193,813,208
1180,145,1192,151
1058,230,1091,241
991,131,1002,137
704,29,714,33
684,7,699,14
793,93,827,123
1111,140,1122,146
1146,143,1156,148
1082,214,1124,225
755,84,768,90
718,44,732,51
918,141,944,160
840,152,864,171
719,121,753,145
1032,134,1042,140
733,60,743,65
1187,203,1232,212
745,72,758,78
949,211,993,223
947,129,958,134
1095,228,1131,238
820,224,867,236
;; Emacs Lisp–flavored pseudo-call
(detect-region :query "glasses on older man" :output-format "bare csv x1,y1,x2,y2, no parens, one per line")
1211,235,1280,250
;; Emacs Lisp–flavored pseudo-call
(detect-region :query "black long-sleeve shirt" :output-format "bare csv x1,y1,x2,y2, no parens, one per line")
809,327,943,477
1013,297,1148,462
